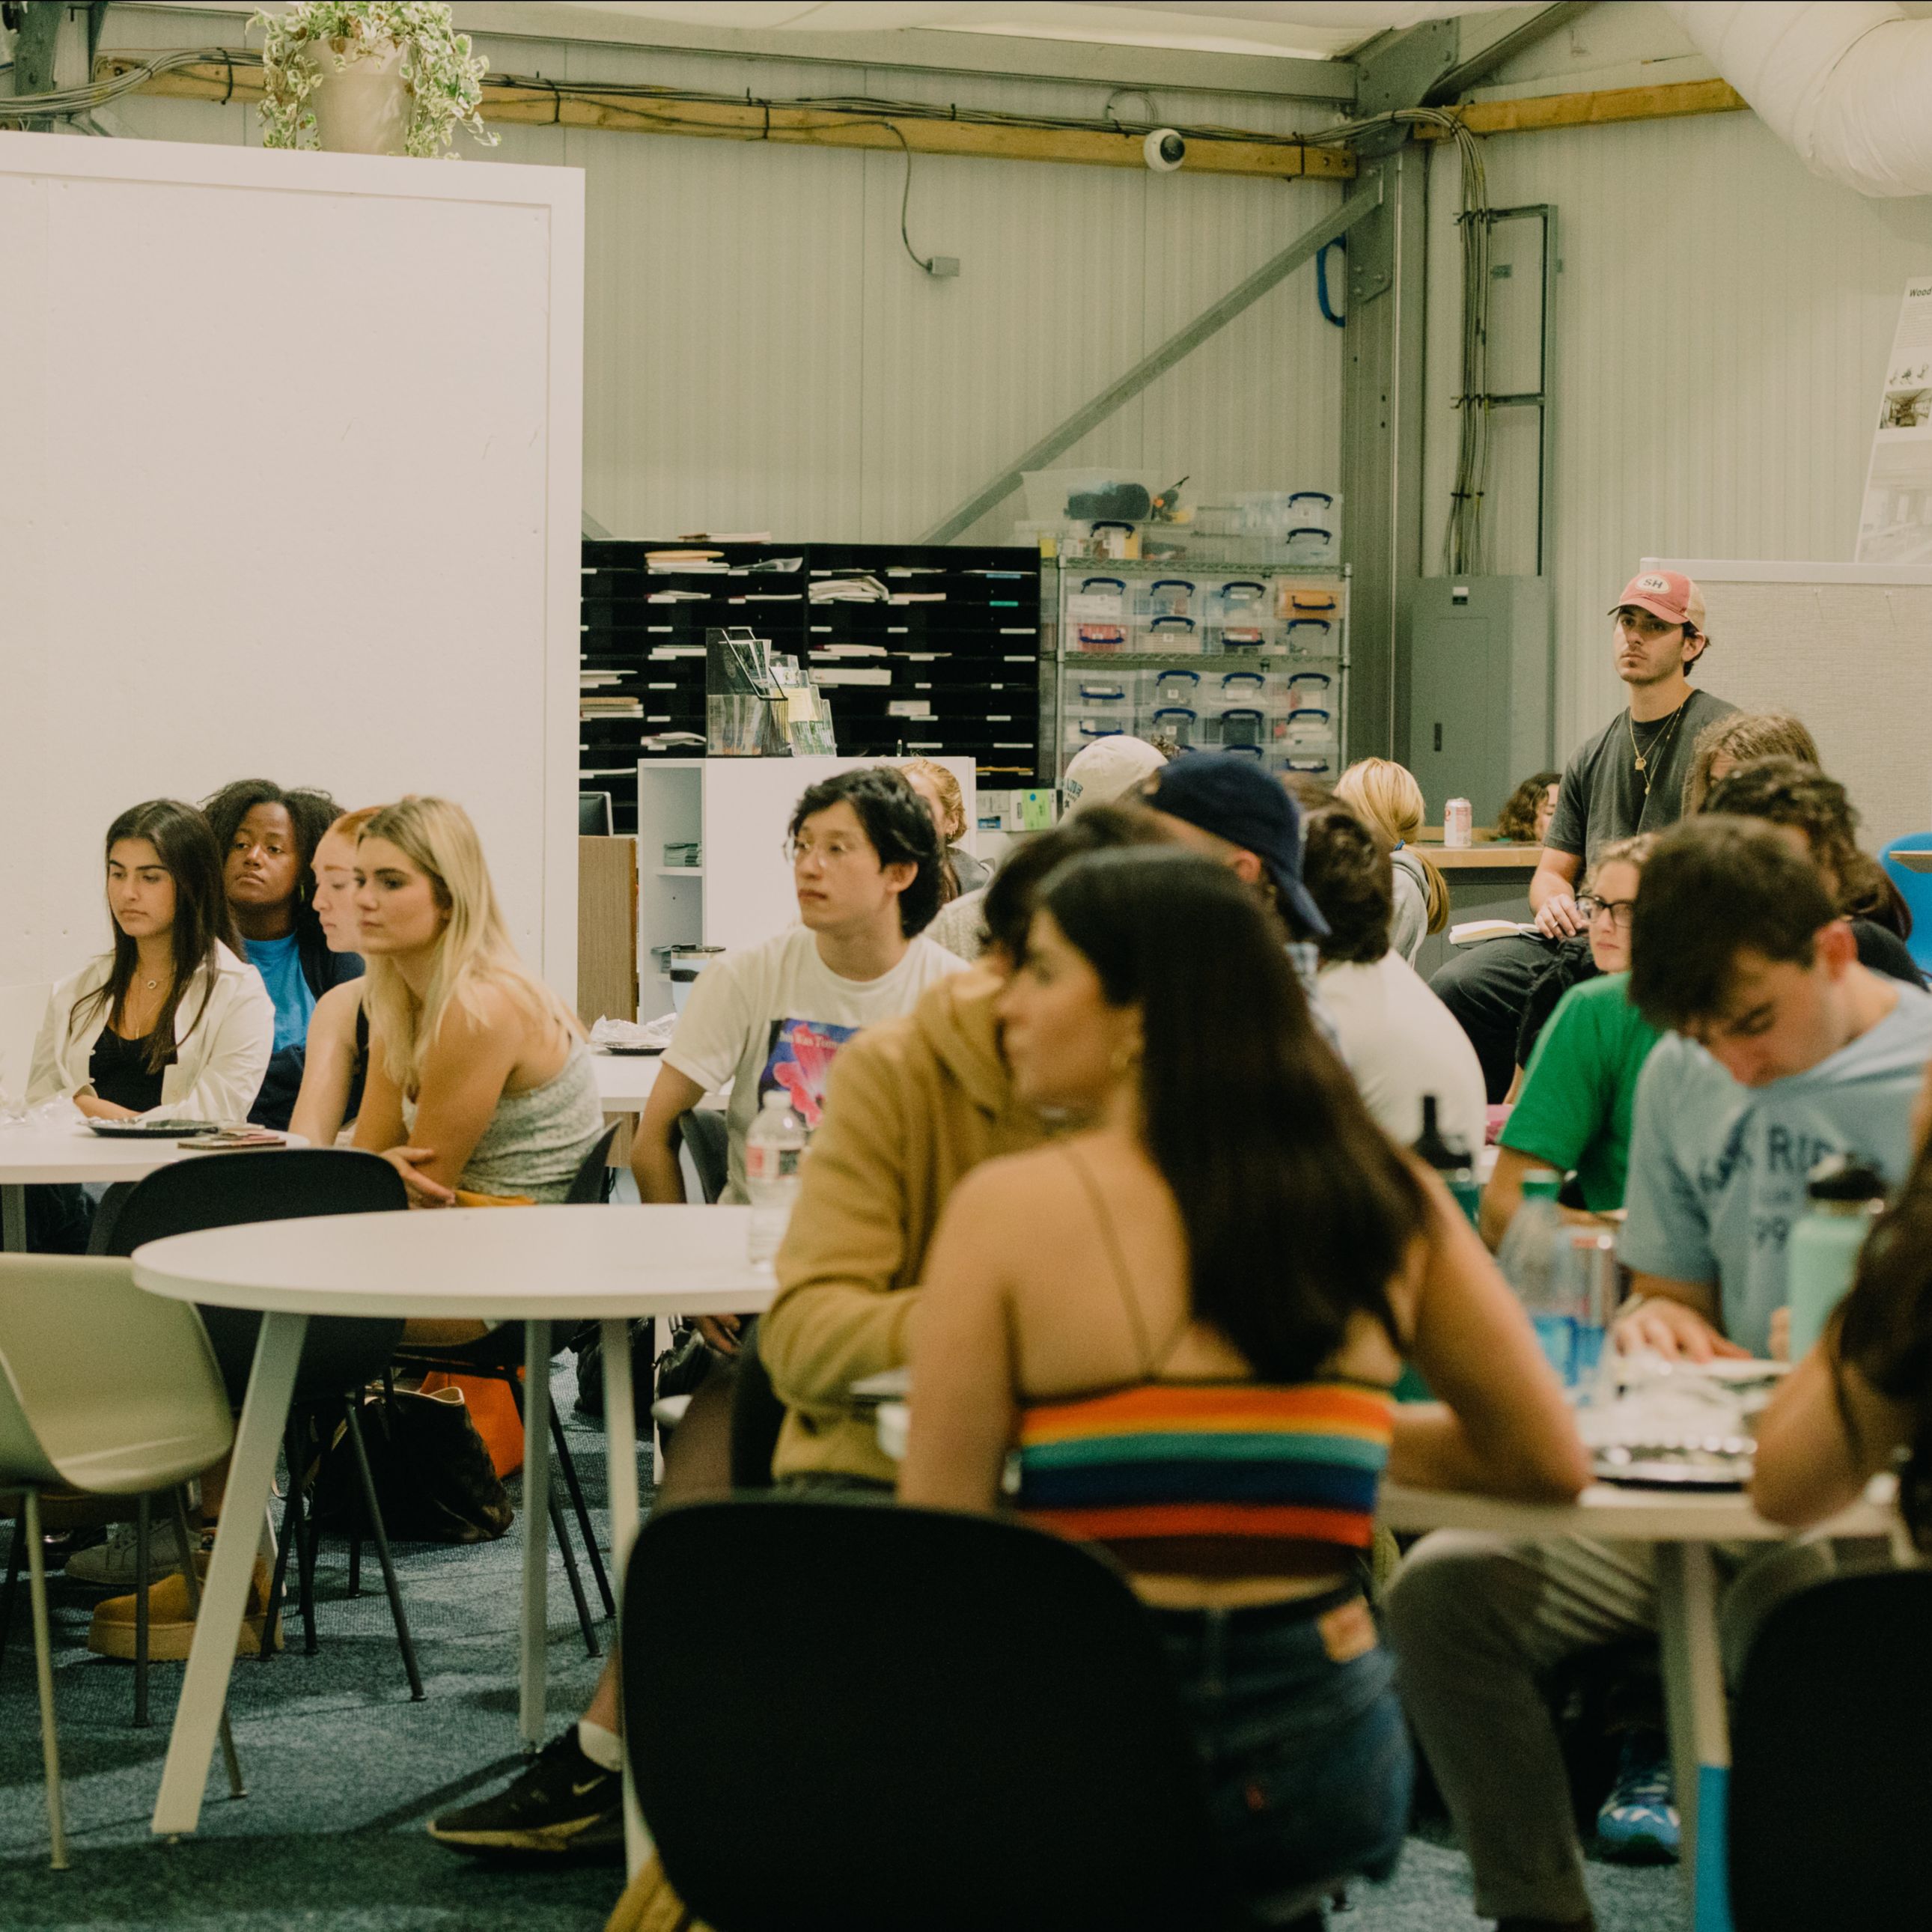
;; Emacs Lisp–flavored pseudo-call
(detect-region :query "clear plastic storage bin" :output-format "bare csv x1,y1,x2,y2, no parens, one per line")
1141,614,1203,656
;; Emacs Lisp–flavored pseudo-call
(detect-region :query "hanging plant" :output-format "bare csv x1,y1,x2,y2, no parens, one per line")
252,1,496,158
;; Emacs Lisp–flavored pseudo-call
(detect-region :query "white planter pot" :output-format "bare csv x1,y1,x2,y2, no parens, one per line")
308,38,411,156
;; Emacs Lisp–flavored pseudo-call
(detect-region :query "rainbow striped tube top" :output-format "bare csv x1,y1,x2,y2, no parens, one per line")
1015,1380,1395,1577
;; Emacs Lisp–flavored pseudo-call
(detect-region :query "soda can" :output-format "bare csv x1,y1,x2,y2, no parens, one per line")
1444,797,1473,848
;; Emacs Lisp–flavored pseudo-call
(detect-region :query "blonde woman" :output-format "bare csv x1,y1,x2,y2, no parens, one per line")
901,757,988,897
288,806,380,1148
1335,759,1449,966
1680,710,1820,815
352,797,603,1209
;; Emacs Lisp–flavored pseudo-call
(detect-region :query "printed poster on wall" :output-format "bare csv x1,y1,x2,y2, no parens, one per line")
1857,278,1932,562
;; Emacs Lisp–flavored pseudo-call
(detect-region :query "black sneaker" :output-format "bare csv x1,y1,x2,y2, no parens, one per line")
427,1729,623,1860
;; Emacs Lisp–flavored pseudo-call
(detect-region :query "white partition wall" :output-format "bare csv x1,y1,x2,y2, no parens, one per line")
1646,559,1932,850
0,135,583,995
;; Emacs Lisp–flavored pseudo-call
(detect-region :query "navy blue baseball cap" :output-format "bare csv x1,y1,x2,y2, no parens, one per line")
1145,752,1329,942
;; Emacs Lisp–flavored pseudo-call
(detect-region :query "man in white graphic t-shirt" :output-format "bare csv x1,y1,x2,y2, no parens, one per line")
633,761,966,1217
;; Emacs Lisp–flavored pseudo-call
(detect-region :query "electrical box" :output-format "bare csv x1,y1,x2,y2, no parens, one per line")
1407,575,1552,823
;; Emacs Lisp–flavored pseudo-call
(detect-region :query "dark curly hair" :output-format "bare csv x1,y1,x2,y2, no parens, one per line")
787,766,947,938
1496,770,1560,844
201,779,342,949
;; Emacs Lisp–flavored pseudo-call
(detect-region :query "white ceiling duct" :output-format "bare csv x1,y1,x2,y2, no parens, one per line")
1661,1,1932,198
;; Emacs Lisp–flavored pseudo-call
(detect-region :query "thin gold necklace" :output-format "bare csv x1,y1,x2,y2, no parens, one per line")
1626,698,1689,797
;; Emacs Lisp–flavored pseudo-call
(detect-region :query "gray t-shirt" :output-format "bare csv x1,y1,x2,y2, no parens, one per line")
1545,687,1736,869
1618,981,1932,1355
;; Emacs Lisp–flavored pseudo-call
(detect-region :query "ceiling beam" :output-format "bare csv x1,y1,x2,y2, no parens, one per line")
94,56,1355,179
1413,76,1746,140
113,1,1359,103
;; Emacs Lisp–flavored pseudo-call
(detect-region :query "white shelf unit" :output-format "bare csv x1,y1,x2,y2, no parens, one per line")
636,756,978,1012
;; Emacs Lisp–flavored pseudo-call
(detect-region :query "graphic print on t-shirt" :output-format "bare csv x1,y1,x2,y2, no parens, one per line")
758,1017,860,1127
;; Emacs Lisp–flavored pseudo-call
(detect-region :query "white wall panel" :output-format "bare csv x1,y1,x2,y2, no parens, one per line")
1424,110,1932,769
91,14,1343,546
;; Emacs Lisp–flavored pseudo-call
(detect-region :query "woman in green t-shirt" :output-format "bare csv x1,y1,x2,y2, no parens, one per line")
1479,838,1662,1250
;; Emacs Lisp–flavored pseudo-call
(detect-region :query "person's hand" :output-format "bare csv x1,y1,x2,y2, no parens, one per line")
1768,1305,1791,1363
383,1146,457,1208
1535,894,1585,939
694,1314,743,1355
1614,1296,1749,1363
74,1094,137,1121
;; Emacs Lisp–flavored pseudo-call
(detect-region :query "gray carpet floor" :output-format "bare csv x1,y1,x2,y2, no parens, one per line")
0,1363,1685,1931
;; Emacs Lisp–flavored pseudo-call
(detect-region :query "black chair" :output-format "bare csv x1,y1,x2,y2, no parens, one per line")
623,1499,1229,1932
103,1148,424,1701
391,1124,622,1657
1728,1567,1932,1929
676,1106,729,1207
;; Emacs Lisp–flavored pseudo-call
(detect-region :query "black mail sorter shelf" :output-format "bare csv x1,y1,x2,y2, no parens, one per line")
580,540,1043,833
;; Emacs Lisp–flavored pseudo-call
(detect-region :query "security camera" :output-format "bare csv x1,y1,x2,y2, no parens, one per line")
1143,129,1186,172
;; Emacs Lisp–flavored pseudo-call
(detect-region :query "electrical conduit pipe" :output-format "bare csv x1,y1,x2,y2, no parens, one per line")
1661,1,1932,198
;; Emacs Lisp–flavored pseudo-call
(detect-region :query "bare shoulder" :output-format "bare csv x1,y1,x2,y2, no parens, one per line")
311,980,364,1032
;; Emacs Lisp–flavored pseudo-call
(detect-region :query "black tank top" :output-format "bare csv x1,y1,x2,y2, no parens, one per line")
90,1025,176,1115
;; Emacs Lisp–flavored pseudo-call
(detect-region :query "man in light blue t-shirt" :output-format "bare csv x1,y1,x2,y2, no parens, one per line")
1618,821,1932,1358
1389,817,1932,1929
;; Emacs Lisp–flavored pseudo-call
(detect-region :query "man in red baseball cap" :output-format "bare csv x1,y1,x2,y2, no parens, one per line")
1430,569,1737,1098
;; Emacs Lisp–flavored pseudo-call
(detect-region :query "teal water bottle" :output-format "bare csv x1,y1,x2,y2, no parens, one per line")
1786,1155,1887,1362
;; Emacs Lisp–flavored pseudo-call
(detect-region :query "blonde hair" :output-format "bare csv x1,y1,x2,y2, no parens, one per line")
902,757,966,843
1584,832,1656,892
358,796,580,1093
1335,758,1449,933
1683,711,1820,814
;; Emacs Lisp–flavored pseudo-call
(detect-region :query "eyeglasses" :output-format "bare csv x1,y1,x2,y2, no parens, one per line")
1577,895,1636,930
783,835,869,866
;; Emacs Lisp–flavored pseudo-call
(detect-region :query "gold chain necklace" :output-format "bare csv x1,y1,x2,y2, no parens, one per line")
1626,698,1689,798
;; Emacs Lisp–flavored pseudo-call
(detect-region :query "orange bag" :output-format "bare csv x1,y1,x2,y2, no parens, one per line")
428,1190,538,1477
416,1368,525,1479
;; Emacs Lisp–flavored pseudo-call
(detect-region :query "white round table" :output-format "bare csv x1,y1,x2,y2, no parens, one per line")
0,1122,302,1249
1380,1478,1896,1926
132,1204,774,1861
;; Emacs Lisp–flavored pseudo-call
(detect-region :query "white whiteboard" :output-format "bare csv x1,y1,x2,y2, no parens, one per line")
1645,558,1932,850
0,135,582,994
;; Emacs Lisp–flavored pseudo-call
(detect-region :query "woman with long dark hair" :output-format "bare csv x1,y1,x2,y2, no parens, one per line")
899,849,1585,1923
28,799,275,1123
202,778,363,1129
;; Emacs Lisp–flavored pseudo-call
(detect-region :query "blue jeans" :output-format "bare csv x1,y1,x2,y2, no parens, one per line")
1151,1590,1412,1925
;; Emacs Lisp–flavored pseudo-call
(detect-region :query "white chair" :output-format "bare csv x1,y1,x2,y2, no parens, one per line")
0,1254,236,1868
0,981,49,1104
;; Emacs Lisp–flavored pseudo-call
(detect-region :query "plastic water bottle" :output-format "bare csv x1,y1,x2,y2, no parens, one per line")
1786,1154,1886,1362
744,1090,808,1264
1495,1172,1609,1398
1499,1170,1567,1364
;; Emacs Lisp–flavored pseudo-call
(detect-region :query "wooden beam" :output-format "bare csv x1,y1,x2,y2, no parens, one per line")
1416,76,1748,139
94,55,1354,180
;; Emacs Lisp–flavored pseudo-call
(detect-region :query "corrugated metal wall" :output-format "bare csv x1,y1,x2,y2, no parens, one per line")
1424,108,1932,762
100,13,1345,546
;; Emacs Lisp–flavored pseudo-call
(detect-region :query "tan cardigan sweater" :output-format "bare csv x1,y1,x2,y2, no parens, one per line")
761,968,1046,1484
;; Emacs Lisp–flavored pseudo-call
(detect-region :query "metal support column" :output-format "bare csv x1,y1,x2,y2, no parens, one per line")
1339,143,1430,765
